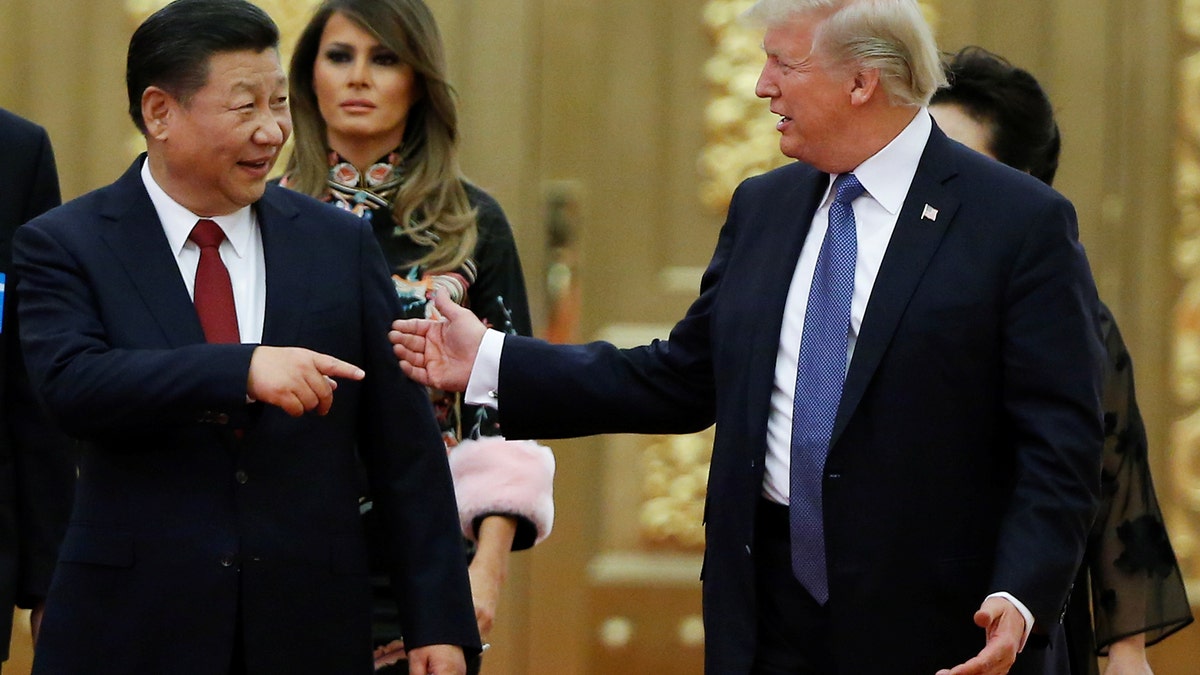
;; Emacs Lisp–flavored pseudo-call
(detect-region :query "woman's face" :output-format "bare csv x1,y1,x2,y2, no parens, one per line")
313,12,417,158
929,102,995,160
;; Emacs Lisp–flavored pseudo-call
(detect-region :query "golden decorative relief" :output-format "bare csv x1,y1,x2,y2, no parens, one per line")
699,0,940,214
1185,0,1200,41
639,429,713,550
125,0,319,62
1173,0,1200,586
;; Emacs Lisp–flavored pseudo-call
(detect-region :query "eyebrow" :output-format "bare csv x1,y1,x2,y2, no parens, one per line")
228,76,287,95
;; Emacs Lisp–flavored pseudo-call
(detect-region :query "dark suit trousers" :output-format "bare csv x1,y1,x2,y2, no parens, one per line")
752,498,835,675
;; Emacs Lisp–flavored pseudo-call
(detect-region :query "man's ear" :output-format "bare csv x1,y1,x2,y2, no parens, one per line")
141,86,174,140
849,67,881,106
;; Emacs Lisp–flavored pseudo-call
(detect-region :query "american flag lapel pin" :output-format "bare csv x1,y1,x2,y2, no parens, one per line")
921,204,939,222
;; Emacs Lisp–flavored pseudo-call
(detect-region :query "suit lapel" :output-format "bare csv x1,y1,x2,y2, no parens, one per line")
100,158,206,347
742,166,826,435
257,187,308,346
831,129,961,446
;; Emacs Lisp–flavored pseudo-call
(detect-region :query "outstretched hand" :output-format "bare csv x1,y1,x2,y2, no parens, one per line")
390,289,486,392
935,596,1025,675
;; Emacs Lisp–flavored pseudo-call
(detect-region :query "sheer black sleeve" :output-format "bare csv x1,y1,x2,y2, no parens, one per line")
1087,304,1193,652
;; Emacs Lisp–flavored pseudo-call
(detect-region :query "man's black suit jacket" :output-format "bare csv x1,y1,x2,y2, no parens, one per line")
13,158,479,674
492,126,1105,673
0,108,74,664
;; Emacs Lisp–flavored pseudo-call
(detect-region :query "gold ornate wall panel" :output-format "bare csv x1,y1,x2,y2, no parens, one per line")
639,429,713,550
126,0,319,45
1174,0,1200,587
699,0,941,213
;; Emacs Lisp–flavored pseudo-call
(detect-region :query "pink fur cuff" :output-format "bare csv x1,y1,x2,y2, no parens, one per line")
449,437,555,547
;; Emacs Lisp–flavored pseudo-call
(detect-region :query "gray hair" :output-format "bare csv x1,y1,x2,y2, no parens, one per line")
743,0,945,106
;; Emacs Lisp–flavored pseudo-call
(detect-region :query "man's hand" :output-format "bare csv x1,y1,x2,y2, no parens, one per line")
390,289,486,392
935,596,1025,675
246,347,364,417
406,644,466,675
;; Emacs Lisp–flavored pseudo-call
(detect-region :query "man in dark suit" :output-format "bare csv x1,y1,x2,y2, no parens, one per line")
12,1,478,673
0,107,75,668
392,1,1105,673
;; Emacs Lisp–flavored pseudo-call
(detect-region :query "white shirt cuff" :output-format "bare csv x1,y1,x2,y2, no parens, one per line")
464,328,505,408
985,591,1034,651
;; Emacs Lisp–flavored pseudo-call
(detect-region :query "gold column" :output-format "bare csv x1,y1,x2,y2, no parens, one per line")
1172,0,1200,590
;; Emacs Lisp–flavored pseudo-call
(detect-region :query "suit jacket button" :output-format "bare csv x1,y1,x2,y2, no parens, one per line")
219,554,236,567
216,413,230,425
235,470,248,485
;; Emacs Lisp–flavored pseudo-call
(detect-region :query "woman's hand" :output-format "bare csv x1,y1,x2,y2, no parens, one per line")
468,515,519,638
1104,634,1152,675
373,639,406,670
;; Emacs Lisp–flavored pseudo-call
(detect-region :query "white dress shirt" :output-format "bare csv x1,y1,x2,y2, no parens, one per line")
140,160,267,343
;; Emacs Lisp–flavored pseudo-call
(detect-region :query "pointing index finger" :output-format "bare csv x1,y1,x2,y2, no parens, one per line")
316,354,365,381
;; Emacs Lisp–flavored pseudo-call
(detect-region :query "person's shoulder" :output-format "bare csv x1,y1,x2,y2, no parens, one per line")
462,181,506,220
265,182,353,219
0,107,46,140
725,162,821,212
739,161,821,194
461,180,516,240
939,135,1064,204
0,108,50,164
261,182,369,239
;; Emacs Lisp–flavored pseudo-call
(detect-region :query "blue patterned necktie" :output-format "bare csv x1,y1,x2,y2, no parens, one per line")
789,173,864,605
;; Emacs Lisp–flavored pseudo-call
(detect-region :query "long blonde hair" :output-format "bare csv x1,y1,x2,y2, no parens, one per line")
286,0,476,272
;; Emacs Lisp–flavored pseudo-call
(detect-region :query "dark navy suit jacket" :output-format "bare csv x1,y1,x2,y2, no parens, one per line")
14,157,479,674
493,126,1104,673
0,108,74,665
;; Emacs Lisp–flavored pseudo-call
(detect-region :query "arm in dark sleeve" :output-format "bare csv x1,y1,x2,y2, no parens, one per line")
989,194,1106,626
493,188,741,441
9,118,70,608
353,221,480,653
13,219,256,439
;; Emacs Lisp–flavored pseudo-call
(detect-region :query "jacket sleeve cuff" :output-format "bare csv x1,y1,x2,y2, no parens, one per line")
449,437,555,549
986,591,1034,650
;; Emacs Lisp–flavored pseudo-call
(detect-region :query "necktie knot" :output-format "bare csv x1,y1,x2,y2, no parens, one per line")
189,219,226,250
833,173,864,205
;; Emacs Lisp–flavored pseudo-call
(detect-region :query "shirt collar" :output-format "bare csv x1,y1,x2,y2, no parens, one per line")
140,158,255,259
819,108,932,215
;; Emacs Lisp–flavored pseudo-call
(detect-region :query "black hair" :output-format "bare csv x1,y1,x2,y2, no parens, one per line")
126,0,280,133
931,46,1061,186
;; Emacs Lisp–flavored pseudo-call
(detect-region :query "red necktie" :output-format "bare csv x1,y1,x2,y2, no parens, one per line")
189,219,240,344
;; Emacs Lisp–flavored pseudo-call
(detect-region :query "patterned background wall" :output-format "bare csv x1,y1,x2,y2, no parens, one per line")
1173,0,1200,590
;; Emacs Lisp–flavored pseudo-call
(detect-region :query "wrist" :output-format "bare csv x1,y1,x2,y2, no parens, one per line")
1107,633,1147,659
